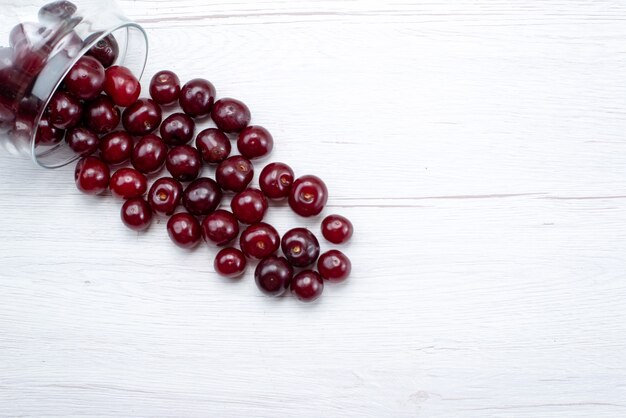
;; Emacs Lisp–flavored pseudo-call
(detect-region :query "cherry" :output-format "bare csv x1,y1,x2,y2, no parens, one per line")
231,188,268,224
215,155,253,192
291,270,324,302
237,125,273,160
254,255,293,297
280,228,320,268
35,117,64,145
103,65,141,107
48,90,82,129
182,177,222,216
179,78,215,117
211,98,251,133
167,212,201,249
289,175,328,217
149,70,180,105
99,131,133,165
63,56,105,100
121,197,152,231
110,167,147,199
122,99,162,136
317,250,351,283
38,1,78,21
239,222,280,260
165,145,202,182
196,128,231,164
259,162,294,199
214,247,247,278
74,156,110,195
160,112,194,146
85,34,118,68
202,209,239,246
131,134,167,174
321,214,353,244
148,177,182,216
66,127,98,156
84,95,120,134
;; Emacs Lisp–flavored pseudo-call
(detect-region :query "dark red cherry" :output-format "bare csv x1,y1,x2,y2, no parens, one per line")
35,117,64,145
48,90,82,129
85,34,119,68
179,78,215,117
99,130,133,165
211,98,251,133
149,70,180,105
65,127,98,156
231,188,268,224
122,98,162,136
160,112,194,146
215,155,253,192
291,270,324,302
255,255,293,297
103,65,141,107
317,250,351,283
280,228,320,268
214,247,247,279
64,56,105,100
321,214,353,244
237,125,273,160
38,1,78,21
288,175,328,217
182,177,222,216
167,212,201,249
131,134,167,174
110,167,147,199
196,128,231,164
84,95,120,134
121,197,152,231
74,156,109,195
148,177,182,216
202,209,239,246
239,222,280,260
259,162,294,199
165,145,202,182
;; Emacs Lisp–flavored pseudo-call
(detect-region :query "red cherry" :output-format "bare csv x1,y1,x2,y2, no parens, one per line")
321,214,353,244
214,248,247,278
211,98,251,133
317,250,351,283
291,270,324,302
110,167,147,199
167,212,201,249
103,65,141,107
237,125,273,160
74,156,109,195
121,197,152,231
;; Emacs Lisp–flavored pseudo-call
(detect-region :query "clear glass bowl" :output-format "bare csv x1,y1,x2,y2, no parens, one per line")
0,0,147,168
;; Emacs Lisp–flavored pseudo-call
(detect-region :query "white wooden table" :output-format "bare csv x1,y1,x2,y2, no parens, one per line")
1,1,626,416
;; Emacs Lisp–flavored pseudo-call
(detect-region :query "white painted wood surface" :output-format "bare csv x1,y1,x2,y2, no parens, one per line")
2,0,626,416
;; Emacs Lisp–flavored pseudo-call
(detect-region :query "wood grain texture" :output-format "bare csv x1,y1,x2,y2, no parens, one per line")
1,0,626,416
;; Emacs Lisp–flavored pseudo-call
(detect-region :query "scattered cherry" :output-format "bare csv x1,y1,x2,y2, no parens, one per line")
74,156,109,195
317,250,351,283
84,95,120,134
281,228,320,268
110,167,147,199
121,197,152,231
202,209,239,246
182,177,223,216
214,247,247,279
149,70,180,105
38,1,77,21
291,270,324,302
85,34,119,68
35,116,64,145
196,128,231,164
237,125,273,160
103,65,141,107
167,212,201,249
259,162,294,199
211,98,251,133
122,98,162,136
48,90,82,129
148,177,182,215
240,222,280,260
231,188,268,224
179,78,215,117
99,130,133,165
289,175,328,217
215,155,253,192
131,134,167,174
166,145,202,182
64,56,105,100
160,112,194,146
321,214,353,244
254,255,293,297
66,127,98,156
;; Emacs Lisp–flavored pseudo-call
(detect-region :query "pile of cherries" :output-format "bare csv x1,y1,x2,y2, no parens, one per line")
26,10,354,303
